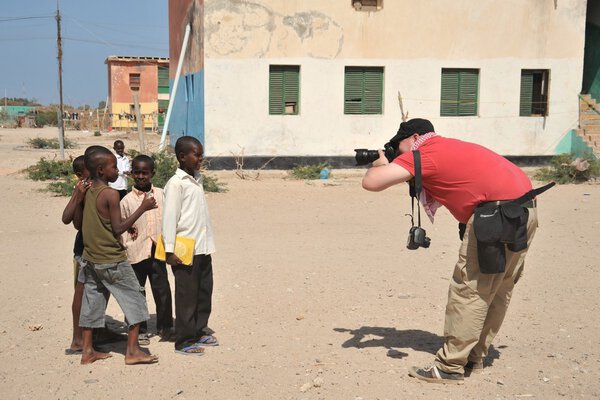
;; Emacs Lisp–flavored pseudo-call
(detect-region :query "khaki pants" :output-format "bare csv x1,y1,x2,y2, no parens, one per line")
435,207,538,374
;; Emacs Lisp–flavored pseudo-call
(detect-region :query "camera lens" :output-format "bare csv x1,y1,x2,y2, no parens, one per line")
354,149,381,166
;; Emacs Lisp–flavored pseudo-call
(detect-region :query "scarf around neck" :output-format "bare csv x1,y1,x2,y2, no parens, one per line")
410,132,441,223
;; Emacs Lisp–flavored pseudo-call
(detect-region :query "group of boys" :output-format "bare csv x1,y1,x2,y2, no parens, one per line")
62,137,217,365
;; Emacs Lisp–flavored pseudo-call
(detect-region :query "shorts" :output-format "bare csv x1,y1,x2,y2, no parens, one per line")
73,255,86,286
79,260,149,329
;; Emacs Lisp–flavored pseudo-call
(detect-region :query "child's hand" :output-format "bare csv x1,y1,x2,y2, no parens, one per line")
166,253,183,266
141,193,157,211
128,226,138,241
73,179,91,200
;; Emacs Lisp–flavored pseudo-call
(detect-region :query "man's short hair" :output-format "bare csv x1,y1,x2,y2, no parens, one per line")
72,155,85,174
175,136,202,156
113,140,124,147
132,154,155,171
84,146,113,176
84,145,107,156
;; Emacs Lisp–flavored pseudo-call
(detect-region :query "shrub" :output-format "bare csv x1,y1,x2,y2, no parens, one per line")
152,151,179,188
534,154,600,184
34,110,58,127
289,163,332,180
26,157,73,181
94,131,101,136
46,175,78,197
28,137,76,149
202,174,227,193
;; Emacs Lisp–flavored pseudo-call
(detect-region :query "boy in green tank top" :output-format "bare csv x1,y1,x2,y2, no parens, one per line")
76,146,159,365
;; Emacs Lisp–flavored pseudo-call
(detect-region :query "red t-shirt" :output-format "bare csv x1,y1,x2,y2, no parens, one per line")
393,136,532,223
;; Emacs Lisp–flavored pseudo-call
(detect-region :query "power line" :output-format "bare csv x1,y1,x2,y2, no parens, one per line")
63,36,167,52
0,15,54,22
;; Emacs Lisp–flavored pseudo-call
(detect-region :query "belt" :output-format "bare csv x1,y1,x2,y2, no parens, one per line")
481,199,536,208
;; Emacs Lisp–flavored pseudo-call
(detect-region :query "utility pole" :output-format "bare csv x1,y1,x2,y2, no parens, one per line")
133,93,145,152
56,0,65,159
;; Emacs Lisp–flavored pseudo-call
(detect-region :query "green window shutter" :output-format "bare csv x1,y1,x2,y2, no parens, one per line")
440,69,459,116
269,68,284,115
364,68,383,114
459,70,478,116
158,66,170,94
269,65,299,115
344,67,383,114
520,71,534,116
441,69,478,116
344,68,364,114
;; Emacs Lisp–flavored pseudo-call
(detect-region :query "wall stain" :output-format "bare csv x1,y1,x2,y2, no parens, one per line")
205,1,344,59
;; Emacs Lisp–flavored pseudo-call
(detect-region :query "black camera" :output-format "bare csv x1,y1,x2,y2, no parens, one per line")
354,142,397,166
406,226,431,250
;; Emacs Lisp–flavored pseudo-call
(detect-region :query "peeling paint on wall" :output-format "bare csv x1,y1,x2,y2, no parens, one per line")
204,1,343,59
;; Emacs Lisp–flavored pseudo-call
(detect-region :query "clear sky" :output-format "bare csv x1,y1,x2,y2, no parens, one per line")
0,0,169,107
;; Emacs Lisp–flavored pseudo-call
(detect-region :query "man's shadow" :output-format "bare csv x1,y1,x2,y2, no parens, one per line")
334,326,501,365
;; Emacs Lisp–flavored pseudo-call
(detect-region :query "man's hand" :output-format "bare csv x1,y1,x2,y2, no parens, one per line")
371,150,390,167
166,252,183,266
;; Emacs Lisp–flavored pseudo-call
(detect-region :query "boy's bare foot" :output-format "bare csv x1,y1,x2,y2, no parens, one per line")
66,339,84,354
125,348,159,365
80,350,112,365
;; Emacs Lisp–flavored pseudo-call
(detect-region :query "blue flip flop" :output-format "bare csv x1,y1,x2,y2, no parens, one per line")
195,335,219,347
174,344,206,356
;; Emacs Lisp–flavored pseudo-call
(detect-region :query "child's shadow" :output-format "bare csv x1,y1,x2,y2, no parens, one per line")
334,326,502,364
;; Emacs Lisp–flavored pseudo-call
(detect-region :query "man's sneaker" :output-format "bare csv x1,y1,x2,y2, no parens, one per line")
465,360,484,374
409,365,464,385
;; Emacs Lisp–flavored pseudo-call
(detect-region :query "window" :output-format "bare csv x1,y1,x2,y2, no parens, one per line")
440,68,479,116
184,75,195,102
269,65,300,115
351,0,383,11
129,73,140,91
344,66,384,115
158,66,169,94
520,69,549,116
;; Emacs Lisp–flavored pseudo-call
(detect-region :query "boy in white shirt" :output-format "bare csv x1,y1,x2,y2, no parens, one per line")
108,140,130,199
163,136,217,356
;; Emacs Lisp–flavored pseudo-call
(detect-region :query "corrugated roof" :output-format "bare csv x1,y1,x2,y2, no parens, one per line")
105,55,169,64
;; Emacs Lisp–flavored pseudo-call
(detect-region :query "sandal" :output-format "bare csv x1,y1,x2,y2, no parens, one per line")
138,333,151,346
195,335,219,347
174,344,206,356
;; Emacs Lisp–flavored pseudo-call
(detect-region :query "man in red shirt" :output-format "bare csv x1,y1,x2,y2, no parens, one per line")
362,118,539,384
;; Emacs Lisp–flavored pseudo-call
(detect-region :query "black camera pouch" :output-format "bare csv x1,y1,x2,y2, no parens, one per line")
473,204,506,274
473,202,529,274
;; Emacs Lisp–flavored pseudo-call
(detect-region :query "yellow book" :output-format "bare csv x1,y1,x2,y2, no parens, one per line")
154,234,195,266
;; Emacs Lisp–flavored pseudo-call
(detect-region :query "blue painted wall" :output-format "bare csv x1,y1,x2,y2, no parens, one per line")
168,69,205,147
555,129,597,159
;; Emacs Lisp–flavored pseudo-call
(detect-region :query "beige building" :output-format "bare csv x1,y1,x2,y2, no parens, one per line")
170,0,590,164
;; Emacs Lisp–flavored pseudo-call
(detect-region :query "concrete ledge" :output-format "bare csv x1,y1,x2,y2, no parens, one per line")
204,155,554,170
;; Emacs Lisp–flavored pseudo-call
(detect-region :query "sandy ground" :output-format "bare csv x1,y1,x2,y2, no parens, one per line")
0,127,599,399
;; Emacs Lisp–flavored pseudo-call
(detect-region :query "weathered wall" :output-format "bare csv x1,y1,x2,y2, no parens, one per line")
196,0,588,156
108,62,158,103
167,0,205,145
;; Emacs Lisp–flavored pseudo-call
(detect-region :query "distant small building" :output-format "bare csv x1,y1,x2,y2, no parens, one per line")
0,105,37,118
105,55,170,132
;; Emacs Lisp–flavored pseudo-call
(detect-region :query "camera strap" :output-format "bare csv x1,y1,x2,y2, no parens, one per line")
409,150,423,228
